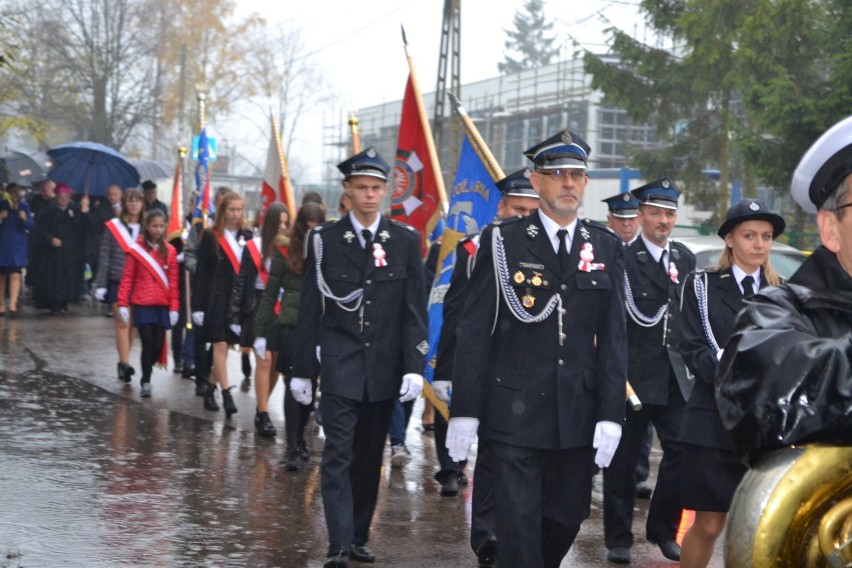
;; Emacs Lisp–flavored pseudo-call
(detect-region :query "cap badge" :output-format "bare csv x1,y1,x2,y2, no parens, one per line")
622,193,631,201
526,224,539,238
513,271,526,284
378,230,390,242
661,179,671,188
522,294,535,308
749,201,760,211
523,168,531,179
366,148,376,158
560,131,573,145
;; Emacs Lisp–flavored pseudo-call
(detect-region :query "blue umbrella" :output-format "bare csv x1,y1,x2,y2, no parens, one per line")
47,141,140,197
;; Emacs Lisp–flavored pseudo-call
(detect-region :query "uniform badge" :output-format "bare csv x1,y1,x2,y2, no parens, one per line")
526,224,539,238
343,230,355,243
580,225,590,240
749,201,760,211
366,148,377,158
513,271,525,284
372,243,388,267
531,274,543,287
522,294,535,308
661,178,671,188
622,193,631,201
560,131,573,145
416,340,429,355
378,230,390,242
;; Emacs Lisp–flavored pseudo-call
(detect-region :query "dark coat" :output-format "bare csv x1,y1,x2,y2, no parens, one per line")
0,199,34,268
32,202,88,307
94,220,137,287
228,237,264,327
292,215,428,403
717,246,852,463
434,234,478,383
253,245,302,336
677,267,767,449
451,211,628,450
623,237,696,405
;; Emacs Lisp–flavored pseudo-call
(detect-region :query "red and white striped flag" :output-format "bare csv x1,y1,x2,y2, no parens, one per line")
261,114,295,217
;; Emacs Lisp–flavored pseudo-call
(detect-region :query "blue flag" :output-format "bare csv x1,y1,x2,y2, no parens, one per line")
193,128,212,222
424,136,501,385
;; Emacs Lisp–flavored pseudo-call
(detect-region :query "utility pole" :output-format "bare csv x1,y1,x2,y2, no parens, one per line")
433,0,461,187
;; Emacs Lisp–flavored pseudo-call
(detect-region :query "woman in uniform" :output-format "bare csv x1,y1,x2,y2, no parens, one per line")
677,199,786,568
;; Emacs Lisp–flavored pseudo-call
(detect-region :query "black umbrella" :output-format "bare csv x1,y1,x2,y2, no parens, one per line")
0,150,53,187
129,158,172,182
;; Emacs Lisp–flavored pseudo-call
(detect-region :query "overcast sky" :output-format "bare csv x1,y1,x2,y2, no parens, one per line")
221,0,654,184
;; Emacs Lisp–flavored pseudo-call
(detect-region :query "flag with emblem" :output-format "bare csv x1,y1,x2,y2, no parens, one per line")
193,127,212,224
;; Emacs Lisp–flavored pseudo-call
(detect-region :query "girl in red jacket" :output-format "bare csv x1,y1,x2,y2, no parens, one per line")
117,210,179,397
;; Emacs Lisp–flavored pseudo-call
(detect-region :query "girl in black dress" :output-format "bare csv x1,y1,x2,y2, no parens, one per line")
191,191,252,418
677,199,785,568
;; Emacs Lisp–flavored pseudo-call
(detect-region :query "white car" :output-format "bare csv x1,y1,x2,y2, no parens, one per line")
673,235,806,279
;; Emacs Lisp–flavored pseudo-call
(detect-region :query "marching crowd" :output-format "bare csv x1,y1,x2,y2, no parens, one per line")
1,115,851,568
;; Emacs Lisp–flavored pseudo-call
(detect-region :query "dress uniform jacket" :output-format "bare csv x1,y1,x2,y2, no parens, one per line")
623,237,696,405
292,214,428,403
677,268,766,449
452,212,627,450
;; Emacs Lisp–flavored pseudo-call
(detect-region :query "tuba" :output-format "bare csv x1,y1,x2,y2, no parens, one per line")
725,444,852,567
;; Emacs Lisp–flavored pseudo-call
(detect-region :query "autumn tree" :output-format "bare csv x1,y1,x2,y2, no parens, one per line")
498,0,559,75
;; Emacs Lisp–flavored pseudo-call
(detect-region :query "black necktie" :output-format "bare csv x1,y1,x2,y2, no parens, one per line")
659,250,668,274
556,229,569,275
741,275,755,298
362,229,373,254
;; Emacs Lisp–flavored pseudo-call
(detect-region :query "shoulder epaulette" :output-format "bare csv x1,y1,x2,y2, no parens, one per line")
312,220,336,233
388,218,417,232
496,215,524,227
582,218,620,239
669,239,695,256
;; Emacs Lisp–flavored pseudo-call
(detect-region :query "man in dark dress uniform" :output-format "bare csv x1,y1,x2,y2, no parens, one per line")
289,147,428,568
142,180,169,217
447,130,627,568
603,178,696,564
432,168,539,567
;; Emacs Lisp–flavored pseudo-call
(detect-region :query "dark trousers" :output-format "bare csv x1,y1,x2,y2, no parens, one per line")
433,411,465,483
490,441,594,568
194,328,212,387
320,393,395,556
603,382,685,548
635,424,653,484
284,376,317,453
138,325,165,383
469,438,496,553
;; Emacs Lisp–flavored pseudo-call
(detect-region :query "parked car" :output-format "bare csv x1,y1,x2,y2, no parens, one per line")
673,235,806,279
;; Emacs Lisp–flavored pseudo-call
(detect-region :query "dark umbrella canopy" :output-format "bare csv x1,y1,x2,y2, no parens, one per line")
47,141,140,197
0,150,53,187
129,158,172,182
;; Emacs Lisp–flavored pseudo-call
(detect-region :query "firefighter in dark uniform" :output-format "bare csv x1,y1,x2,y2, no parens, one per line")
603,178,696,564
447,130,628,568
602,192,642,246
289,147,428,568
432,168,539,567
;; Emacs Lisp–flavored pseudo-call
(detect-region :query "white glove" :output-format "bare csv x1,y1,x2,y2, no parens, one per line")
229,324,241,336
399,372,424,402
593,420,622,468
169,311,179,327
176,252,185,263
94,287,107,301
253,337,267,360
290,377,313,405
446,417,479,462
118,306,129,323
432,380,452,403
191,311,204,326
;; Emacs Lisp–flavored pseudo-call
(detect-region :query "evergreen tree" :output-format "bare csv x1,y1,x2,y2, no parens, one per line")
498,0,559,75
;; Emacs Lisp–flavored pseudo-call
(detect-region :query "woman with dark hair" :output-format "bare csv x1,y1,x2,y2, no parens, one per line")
94,188,144,382
229,202,290,437
254,202,326,469
191,191,253,418
0,183,34,317
116,210,179,397
676,199,785,568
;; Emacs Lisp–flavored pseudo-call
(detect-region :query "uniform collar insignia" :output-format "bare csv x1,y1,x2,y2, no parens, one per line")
526,224,539,238
579,225,590,240
637,250,648,263
671,247,680,260
416,340,429,355
343,230,355,244
378,229,390,243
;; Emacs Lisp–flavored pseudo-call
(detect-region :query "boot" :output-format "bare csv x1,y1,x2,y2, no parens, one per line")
254,411,276,437
221,387,237,419
203,383,219,411
283,449,300,472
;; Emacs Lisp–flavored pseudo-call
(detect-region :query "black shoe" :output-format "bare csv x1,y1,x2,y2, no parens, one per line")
182,366,196,380
475,536,497,567
195,381,207,396
323,550,348,568
283,451,300,472
117,362,133,383
203,384,219,411
173,363,183,374
607,547,631,564
221,387,237,419
240,376,251,392
440,475,459,497
458,471,469,485
349,545,375,563
635,481,653,499
255,411,276,437
298,439,310,461
656,540,681,561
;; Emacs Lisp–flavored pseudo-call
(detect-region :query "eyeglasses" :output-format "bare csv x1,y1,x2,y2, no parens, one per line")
538,169,586,181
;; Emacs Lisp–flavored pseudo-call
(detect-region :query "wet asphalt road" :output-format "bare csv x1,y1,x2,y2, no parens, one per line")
0,304,724,567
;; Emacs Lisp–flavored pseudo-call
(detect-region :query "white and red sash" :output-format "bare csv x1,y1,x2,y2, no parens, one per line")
217,230,243,274
105,218,135,252
245,237,268,286
129,242,169,295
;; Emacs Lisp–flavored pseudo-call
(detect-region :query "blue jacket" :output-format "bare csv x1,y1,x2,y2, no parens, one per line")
0,199,34,268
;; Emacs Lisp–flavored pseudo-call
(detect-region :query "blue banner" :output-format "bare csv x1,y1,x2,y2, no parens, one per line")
424,136,501,384
193,128,212,222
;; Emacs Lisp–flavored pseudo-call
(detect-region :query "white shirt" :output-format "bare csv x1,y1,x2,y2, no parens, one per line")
641,234,670,265
731,264,761,296
537,209,577,254
349,211,381,249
